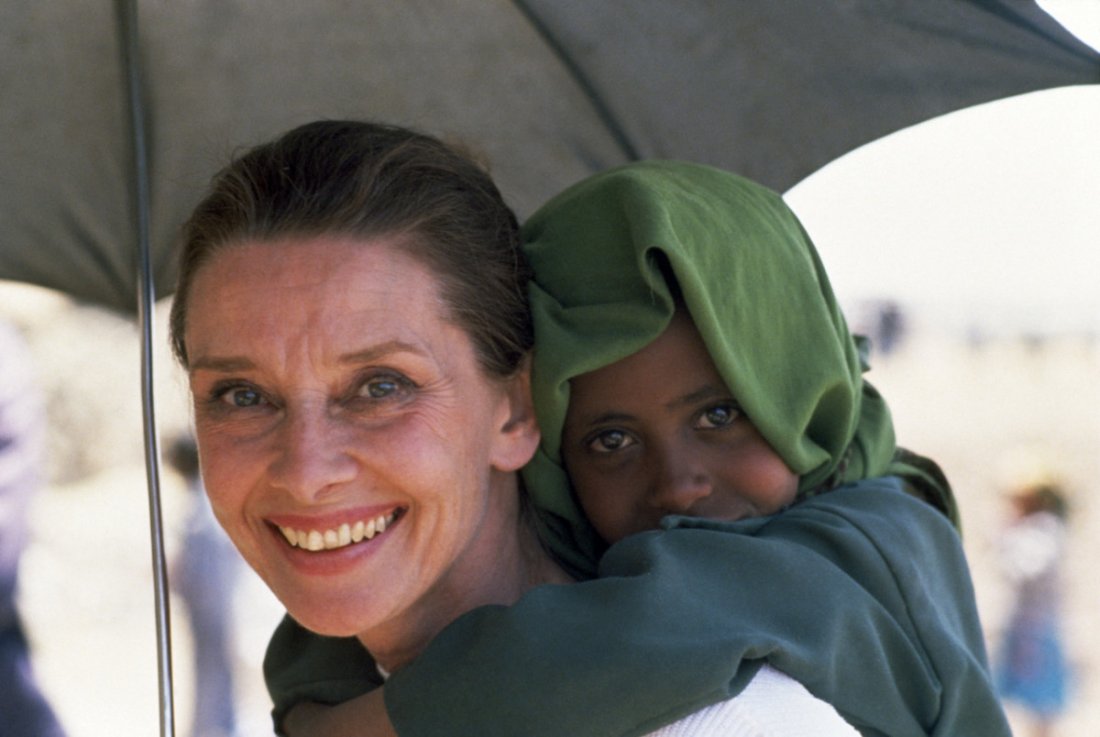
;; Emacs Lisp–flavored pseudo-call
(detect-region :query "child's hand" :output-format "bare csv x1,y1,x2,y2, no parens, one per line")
282,702,332,737
282,689,396,737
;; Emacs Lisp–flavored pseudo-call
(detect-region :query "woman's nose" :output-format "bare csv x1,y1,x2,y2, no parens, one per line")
268,405,358,500
649,445,713,514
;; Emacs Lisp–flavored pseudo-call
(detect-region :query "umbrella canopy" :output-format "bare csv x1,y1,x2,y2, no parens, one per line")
1,0,1097,314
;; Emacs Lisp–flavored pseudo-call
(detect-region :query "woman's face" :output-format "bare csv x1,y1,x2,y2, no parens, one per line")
561,309,798,544
183,235,538,642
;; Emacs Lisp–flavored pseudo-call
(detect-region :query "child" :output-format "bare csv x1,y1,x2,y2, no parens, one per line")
996,478,1070,736
265,161,1009,737
560,304,803,546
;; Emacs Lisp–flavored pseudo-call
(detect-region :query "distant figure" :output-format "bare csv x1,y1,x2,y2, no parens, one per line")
0,320,67,736
873,299,906,357
167,436,240,737
996,480,1070,737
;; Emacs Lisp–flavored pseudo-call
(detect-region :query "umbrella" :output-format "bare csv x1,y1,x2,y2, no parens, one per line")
2,0,1097,313
0,2,1096,734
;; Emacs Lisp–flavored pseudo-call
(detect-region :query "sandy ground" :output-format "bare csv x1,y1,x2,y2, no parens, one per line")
5,283,1099,736
21,466,284,737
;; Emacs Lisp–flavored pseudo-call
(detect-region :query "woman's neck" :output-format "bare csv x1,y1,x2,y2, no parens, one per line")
357,486,573,673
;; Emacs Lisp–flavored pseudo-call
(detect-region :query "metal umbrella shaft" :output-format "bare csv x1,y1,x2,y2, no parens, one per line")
117,0,176,734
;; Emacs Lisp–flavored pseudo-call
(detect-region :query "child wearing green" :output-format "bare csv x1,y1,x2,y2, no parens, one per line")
266,161,1009,736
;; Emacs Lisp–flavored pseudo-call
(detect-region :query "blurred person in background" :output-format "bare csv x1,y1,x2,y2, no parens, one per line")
0,319,66,737
167,435,242,737
996,477,1071,737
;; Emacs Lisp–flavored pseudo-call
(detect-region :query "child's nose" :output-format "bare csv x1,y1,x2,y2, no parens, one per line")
649,445,713,514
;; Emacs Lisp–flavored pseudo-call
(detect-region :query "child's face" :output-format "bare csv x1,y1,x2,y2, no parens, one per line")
561,309,798,544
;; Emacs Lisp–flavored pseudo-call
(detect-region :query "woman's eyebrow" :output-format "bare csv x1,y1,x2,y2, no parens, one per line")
189,340,427,373
338,340,426,364
188,355,255,373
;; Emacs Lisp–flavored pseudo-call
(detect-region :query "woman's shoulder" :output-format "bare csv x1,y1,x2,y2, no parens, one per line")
642,665,858,737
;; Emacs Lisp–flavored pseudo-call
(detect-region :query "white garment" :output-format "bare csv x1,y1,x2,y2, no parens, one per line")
643,665,858,737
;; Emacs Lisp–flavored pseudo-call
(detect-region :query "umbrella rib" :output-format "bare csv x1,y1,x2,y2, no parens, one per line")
115,0,177,735
510,0,641,162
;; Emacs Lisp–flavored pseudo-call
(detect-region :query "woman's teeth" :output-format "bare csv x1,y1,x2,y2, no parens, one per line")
278,512,397,552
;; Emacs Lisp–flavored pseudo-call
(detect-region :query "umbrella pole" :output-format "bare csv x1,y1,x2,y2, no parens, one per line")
117,1,177,735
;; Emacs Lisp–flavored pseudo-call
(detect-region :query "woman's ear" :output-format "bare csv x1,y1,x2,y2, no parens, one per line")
490,356,541,473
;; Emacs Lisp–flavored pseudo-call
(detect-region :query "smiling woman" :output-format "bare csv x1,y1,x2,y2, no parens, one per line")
168,121,566,672
181,236,547,658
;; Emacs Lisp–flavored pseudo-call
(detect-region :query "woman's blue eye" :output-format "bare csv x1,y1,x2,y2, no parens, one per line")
365,380,396,398
223,387,264,407
698,403,739,429
358,375,408,400
588,429,635,453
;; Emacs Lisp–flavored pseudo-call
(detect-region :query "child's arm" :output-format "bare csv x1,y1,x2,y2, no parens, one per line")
264,616,384,736
268,478,1008,737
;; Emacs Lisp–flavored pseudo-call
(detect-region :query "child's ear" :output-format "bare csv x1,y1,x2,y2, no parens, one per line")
490,356,541,473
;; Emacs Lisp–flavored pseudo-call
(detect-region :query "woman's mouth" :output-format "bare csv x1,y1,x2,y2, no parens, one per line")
277,510,400,552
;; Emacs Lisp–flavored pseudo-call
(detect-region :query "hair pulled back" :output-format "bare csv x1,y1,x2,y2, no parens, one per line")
169,120,532,378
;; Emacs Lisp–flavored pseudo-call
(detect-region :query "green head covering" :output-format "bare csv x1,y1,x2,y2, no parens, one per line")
520,160,956,576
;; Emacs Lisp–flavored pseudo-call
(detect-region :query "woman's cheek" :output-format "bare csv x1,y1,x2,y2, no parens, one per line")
196,430,262,525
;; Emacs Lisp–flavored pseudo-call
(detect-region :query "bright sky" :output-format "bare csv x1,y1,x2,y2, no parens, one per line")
785,2,1100,336
1039,0,1100,51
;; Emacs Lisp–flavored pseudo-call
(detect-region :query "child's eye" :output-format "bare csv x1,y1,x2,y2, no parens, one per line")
696,402,741,429
587,429,636,454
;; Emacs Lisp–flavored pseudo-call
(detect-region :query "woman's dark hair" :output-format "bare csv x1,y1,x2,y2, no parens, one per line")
169,120,532,378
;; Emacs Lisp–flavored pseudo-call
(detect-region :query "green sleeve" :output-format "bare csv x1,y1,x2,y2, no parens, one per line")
266,477,1009,737
263,615,382,735
664,479,1008,737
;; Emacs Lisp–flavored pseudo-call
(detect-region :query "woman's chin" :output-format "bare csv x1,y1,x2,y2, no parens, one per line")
280,594,375,639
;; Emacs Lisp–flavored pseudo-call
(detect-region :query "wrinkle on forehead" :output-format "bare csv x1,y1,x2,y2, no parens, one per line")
183,236,453,377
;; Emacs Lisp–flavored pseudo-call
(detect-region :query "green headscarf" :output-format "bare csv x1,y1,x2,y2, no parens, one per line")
521,160,956,576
